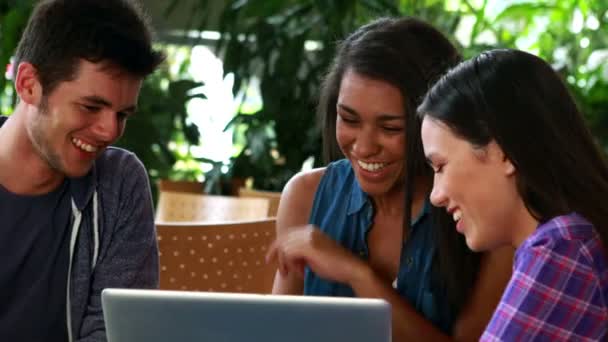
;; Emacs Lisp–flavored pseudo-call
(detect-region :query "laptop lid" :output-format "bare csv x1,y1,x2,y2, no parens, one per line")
102,288,391,342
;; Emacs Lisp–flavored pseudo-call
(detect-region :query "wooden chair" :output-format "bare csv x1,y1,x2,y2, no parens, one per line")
238,187,281,217
156,191,270,222
157,179,204,194
156,218,277,293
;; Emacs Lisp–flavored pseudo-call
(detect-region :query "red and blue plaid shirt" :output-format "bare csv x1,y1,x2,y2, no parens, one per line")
482,213,608,341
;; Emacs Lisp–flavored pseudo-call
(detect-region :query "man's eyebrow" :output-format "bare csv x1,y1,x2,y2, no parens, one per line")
338,103,404,121
81,95,137,113
82,95,112,107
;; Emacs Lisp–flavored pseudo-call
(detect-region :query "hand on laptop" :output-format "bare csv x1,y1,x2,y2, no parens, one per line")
266,225,371,286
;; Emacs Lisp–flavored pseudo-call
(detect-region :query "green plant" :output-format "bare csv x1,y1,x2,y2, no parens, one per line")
7,1,603,196
457,0,608,146
165,0,473,192
115,48,205,200
168,0,408,192
165,0,606,193
0,0,33,113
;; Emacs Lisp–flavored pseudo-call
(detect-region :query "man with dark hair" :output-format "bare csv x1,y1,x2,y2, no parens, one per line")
0,0,165,340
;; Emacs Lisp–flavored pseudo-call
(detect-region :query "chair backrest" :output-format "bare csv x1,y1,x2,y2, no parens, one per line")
157,179,204,194
156,191,270,222
238,187,282,217
156,218,277,293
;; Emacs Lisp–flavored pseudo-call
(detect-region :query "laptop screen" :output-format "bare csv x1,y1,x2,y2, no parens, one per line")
102,288,391,342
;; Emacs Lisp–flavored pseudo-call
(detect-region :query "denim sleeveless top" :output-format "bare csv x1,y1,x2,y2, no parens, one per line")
304,159,454,333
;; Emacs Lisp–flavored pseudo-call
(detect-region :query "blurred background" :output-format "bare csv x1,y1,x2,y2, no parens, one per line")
1,0,607,200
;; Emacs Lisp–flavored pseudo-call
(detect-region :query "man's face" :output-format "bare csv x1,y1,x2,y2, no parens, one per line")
26,60,142,178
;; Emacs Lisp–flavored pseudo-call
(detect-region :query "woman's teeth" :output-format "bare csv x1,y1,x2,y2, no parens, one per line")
452,210,462,222
357,160,386,172
72,138,98,153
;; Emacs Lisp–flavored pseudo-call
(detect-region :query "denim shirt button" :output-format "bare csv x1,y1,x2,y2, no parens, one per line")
406,257,414,267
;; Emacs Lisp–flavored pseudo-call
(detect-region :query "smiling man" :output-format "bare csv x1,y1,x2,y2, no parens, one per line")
0,0,164,341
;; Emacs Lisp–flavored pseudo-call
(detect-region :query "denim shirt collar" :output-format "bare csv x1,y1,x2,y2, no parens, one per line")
412,198,432,227
347,176,368,215
347,174,432,230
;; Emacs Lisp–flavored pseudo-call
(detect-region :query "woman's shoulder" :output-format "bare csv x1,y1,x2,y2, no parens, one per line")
285,159,353,195
277,160,356,229
522,213,602,255
284,167,327,196
275,167,327,229
516,214,608,283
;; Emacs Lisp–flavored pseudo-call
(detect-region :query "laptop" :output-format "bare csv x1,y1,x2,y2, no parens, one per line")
102,288,391,342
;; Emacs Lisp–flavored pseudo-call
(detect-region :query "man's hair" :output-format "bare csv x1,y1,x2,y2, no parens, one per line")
13,0,165,95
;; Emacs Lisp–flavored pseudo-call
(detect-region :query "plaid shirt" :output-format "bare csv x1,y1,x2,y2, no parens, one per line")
482,213,608,341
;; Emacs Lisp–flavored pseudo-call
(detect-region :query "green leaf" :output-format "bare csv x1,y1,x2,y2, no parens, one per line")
494,2,555,22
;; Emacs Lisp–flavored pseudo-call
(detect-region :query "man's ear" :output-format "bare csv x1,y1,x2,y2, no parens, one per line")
14,62,42,106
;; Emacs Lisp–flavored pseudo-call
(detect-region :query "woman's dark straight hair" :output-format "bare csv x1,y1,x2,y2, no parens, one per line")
418,49,608,250
317,17,481,320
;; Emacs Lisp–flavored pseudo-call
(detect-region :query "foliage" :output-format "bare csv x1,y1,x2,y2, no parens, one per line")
0,0,33,113
454,0,608,148
3,0,606,195
169,0,404,191
166,0,607,192
114,49,205,199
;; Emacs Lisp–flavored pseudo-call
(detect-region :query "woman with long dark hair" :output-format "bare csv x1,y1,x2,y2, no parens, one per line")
266,18,513,341
419,49,608,340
